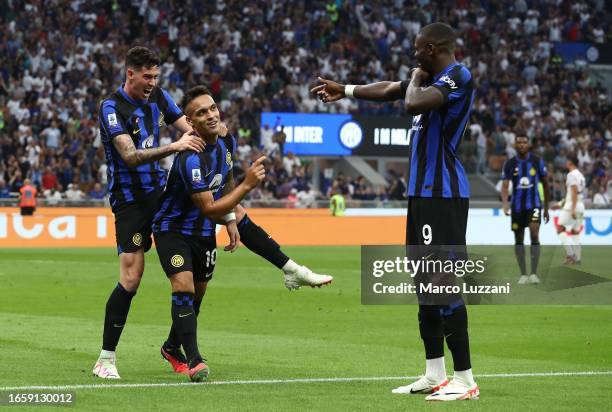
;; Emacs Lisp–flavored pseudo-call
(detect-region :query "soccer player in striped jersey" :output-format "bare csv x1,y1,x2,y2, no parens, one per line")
501,134,550,284
93,47,204,379
152,85,266,381
312,22,479,401
556,156,586,265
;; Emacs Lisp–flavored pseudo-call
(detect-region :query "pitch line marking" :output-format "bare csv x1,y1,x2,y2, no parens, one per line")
1,371,611,391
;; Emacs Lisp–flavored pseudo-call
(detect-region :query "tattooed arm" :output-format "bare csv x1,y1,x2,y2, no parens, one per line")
112,132,205,167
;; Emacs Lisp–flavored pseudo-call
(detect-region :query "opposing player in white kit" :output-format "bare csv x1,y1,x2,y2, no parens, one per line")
556,156,585,265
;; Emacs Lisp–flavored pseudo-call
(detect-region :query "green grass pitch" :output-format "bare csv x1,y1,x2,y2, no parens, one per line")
1,246,611,411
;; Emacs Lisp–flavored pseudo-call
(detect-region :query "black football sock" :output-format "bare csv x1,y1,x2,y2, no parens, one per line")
442,304,471,371
237,214,289,269
530,243,541,274
171,292,202,368
514,244,527,276
418,305,445,359
102,282,136,351
165,298,203,349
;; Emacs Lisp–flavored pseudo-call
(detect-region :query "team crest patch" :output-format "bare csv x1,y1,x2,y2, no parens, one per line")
192,169,202,183
529,168,536,176
513,167,518,176
107,113,118,127
512,223,519,230
158,112,165,126
226,151,232,165
171,254,184,268
132,233,143,246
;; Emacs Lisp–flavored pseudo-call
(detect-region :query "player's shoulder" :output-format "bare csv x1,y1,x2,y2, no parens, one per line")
148,86,167,103
445,63,472,83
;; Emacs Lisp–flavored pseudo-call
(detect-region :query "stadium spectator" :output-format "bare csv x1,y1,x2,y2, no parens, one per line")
0,180,10,198
88,182,106,200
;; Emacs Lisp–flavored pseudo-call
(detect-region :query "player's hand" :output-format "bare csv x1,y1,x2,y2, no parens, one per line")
543,209,550,224
571,211,576,219
173,131,205,152
503,205,511,216
244,156,266,189
224,220,240,253
218,122,229,138
411,68,431,84
311,77,345,103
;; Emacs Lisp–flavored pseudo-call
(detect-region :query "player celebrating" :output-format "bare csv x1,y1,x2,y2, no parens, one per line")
501,134,550,284
556,156,585,265
312,22,479,401
93,47,203,379
153,86,266,381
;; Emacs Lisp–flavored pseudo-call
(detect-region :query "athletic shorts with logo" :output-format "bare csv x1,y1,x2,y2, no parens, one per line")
113,190,162,254
406,197,469,306
511,208,541,230
154,231,217,282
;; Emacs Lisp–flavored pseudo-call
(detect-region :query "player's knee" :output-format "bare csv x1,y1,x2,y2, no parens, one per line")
442,304,468,338
418,306,443,339
170,271,195,293
119,253,144,291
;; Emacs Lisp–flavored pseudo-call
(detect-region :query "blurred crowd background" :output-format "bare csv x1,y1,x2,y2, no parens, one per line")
0,0,610,207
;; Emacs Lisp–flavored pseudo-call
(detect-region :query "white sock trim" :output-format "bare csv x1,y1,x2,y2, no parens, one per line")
425,357,446,382
100,350,115,359
454,368,476,386
282,259,300,272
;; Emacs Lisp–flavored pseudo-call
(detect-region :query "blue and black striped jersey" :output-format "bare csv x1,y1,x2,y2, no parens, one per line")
152,135,236,237
502,153,547,212
407,63,475,198
99,85,183,209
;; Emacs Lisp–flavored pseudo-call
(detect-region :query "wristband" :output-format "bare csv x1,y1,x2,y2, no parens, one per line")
344,85,356,97
223,212,236,222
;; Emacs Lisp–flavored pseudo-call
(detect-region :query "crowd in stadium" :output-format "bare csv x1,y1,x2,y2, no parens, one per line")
0,0,610,206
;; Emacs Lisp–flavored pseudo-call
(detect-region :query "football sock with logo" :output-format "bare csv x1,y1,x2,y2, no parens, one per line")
102,282,136,351
171,292,202,368
530,242,541,274
442,304,471,372
165,298,203,349
237,214,289,269
418,305,445,373
514,244,527,276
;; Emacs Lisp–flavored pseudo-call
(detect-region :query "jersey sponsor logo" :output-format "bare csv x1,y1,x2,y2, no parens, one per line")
107,113,118,127
171,254,184,268
192,169,202,183
518,177,533,189
439,75,458,89
132,233,143,246
209,174,223,193
141,136,154,149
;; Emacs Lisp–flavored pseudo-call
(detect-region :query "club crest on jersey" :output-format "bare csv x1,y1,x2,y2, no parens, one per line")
141,136,154,149
226,151,232,166
529,167,536,176
192,169,202,183
107,113,118,127
158,112,165,126
513,167,518,176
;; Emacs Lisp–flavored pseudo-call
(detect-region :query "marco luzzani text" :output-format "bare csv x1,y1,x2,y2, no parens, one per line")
371,256,511,295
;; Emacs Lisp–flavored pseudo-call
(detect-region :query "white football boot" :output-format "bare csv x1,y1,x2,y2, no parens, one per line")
528,274,540,284
283,265,333,290
392,376,449,394
518,275,529,284
92,354,121,379
425,379,479,401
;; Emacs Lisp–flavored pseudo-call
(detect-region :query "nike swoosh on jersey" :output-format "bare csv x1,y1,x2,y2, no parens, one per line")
178,312,193,318
113,324,125,328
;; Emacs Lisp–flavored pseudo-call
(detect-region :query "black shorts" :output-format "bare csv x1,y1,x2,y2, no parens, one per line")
113,190,162,254
511,208,541,230
154,231,217,282
406,197,468,246
20,207,35,216
406,197,469,306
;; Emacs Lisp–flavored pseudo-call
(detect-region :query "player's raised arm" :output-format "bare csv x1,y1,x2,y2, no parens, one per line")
403,68,446,114
112,131,205,168
191,156,266,219
311,77,404,102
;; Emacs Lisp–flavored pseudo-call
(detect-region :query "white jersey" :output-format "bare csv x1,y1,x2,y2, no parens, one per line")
563,169,585,212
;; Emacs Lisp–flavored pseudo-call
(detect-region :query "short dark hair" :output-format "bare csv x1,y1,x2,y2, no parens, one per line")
515,131,529,141
419,22,457,52
125,46,160,70
567,155,579,167
180,85,213,113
